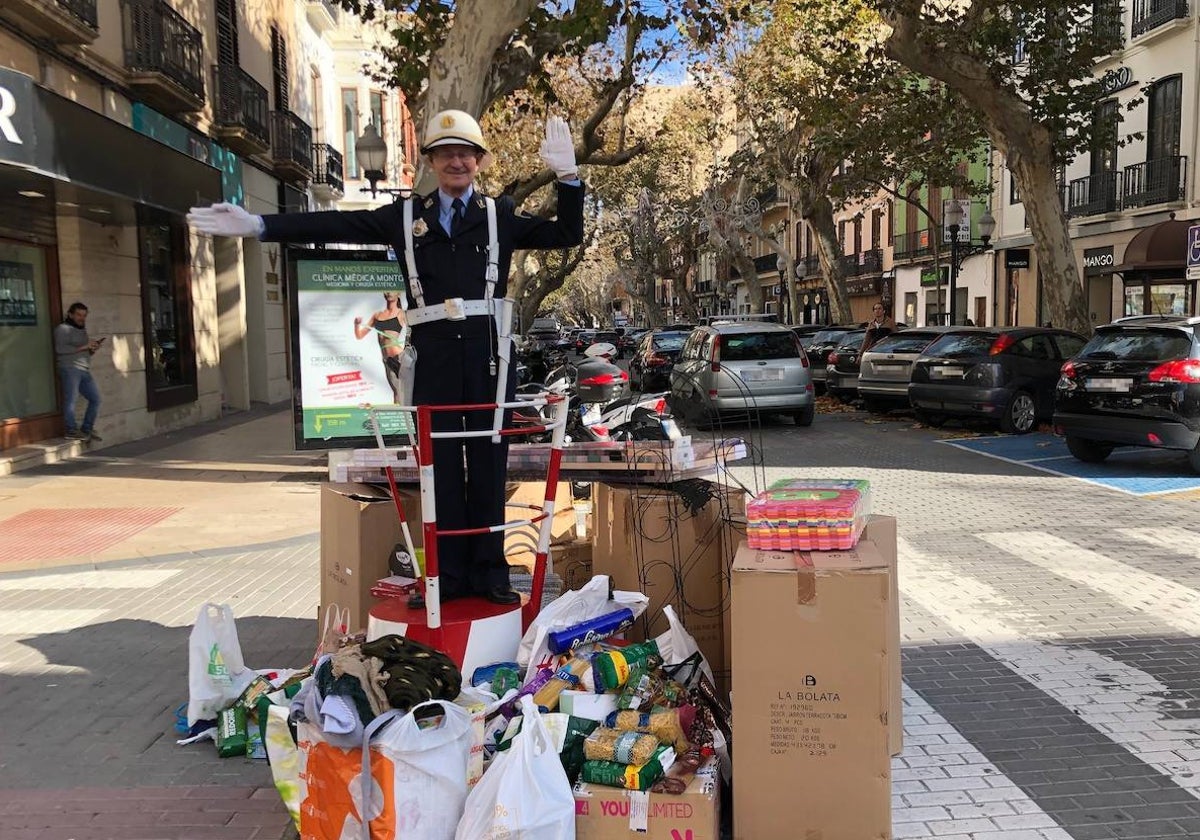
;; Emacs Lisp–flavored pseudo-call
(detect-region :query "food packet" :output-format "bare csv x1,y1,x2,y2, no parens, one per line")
581,745,674,791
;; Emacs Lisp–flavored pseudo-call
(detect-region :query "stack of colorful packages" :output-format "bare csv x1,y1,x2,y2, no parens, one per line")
478,608,727,794
746,478,872,550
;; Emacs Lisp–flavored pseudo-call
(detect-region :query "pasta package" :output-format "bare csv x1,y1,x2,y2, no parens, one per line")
583,727,659,765
581,745,673,791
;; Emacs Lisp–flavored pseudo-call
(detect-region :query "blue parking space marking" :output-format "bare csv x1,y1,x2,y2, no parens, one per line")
941,432,1200,496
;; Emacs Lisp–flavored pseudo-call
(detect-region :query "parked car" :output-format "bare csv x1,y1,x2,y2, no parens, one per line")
1055,315,1200,468
591,330,623,359
669,322,815,427
619,328,649,356
791,324,828,345
530,316,562,334
574,330,597,355
806,326,861,392
908,327,1088,433
629,330,690,391
857,328,950,413
824,330,868,403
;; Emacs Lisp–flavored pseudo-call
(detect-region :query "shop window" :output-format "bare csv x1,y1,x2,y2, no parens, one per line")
0,241,57,422
138,207,197,410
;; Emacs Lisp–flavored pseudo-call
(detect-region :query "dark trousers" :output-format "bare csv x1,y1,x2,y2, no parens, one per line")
412,332,515,597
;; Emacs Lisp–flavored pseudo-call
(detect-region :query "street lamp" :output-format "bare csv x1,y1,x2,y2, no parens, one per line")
944,202,996,326
776,254,788,324
354,122,414,200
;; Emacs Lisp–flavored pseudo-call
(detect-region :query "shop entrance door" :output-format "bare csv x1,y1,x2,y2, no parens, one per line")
0,239,60,448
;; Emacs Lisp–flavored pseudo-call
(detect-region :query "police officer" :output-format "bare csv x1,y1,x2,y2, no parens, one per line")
188,112,584,605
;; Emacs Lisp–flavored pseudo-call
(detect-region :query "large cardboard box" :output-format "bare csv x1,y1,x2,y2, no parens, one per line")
732,528,892,840
320,482,423,635
504,481,580,571
573,761,720,840
869,515,903,757
592,483,745,693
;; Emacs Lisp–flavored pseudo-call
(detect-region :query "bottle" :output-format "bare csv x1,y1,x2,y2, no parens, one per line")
532,654,593,711
591,640,661,693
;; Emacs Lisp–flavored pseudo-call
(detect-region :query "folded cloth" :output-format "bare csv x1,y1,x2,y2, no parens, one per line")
331,644,390,717
315,657,376,727
360,634,462,711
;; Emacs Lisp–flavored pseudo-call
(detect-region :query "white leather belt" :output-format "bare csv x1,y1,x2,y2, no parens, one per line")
407,299,491,326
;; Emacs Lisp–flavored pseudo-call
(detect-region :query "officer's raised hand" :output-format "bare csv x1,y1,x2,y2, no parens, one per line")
539,116,578,181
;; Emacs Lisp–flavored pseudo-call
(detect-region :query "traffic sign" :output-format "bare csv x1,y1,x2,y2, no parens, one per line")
1187,224,1200,280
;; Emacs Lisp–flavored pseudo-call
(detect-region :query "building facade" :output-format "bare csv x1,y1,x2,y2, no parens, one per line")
0,0,413,451
992,2,1200,328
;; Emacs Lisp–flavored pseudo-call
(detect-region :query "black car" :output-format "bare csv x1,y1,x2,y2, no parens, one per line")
824,330,868,403
618,328,648,355
1055,315,1200,469
574,330,597,355
629,330,690,391
806,326,861,392
908,327,1087,433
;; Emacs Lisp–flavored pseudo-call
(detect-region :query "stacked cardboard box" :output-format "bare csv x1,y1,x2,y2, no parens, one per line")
732,515,898,840
591,482,746,694
573,759,720,840
319,483,423,634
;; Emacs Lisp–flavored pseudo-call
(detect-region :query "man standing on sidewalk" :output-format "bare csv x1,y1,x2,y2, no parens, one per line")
54,302,103,442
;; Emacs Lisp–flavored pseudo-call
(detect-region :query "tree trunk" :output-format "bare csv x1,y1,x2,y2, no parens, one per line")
882,16,1091,335
803,196,853,324
416,0,541,192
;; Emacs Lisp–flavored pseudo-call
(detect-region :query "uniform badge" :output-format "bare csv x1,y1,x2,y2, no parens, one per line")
412,218,429,237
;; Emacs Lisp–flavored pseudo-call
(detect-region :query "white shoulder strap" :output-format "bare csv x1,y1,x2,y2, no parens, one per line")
402,198,425,308
485,197,499,302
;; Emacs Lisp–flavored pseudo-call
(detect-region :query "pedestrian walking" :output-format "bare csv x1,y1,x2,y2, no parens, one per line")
54,302,103,442
188,111,584,605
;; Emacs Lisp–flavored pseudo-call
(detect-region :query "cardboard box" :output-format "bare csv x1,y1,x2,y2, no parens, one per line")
574,760,720,839
320,482,423,635
592,483,746,694
554,538,594,591
505,481,580,570
732,531,892,840
867,515,903,757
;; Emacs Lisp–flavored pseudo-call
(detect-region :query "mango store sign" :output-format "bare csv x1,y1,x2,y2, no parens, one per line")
0,67,36,168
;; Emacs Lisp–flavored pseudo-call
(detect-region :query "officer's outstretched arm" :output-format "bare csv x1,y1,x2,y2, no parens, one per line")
260,204,402,246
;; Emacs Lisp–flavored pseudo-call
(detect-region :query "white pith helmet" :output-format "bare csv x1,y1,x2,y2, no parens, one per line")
420,109,493,170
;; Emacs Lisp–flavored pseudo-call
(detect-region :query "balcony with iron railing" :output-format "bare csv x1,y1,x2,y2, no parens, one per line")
6,0,98,43
211,64,270,156
1132,0,1188,36
753,253,783,275
893,229,933,261
838,254,861,276
1122,156,1186,208
800,255,821,278
1067,171,1121,217
271,111,314,182
312,144,345,200
122,0,205,112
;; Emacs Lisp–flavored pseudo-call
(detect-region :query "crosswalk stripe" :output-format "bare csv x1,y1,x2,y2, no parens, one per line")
0,609,108,635
0,569,180,591
980,531,1200,636
899,536,1200,796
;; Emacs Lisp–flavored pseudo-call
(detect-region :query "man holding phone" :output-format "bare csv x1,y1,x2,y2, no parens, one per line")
54,301,103,442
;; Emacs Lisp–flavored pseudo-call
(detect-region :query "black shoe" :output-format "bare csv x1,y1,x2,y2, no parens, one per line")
84,431,102,442
483,587,520,606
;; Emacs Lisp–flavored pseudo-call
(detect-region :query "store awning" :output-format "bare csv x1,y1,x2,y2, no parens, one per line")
1113,216,1189,274
0,67,221,215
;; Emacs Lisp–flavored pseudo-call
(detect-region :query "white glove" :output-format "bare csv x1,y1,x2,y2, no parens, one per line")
539,116,577,180
186,203,265,238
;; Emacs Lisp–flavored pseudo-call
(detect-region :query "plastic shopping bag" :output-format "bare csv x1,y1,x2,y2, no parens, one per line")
265,704,301,829
187,602,255,726
455,696,575,840
654,604,716,686
298,699,474,840
518,575,649,680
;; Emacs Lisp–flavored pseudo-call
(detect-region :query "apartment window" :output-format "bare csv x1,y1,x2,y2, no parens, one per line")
215,0,238,66
1091,99,1119,175
852,216,863,255
370,90,385,138
1009,171,1022,205
342,89,360,179
271,26,289,110
138,207,197,410
870,210,882,249
1147,75,1183,161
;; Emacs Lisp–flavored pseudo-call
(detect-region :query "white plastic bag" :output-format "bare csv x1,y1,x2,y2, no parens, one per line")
454,696,575,840
298,699,475,840
518,575,649,680
187,602,255,726
653,604,716,685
